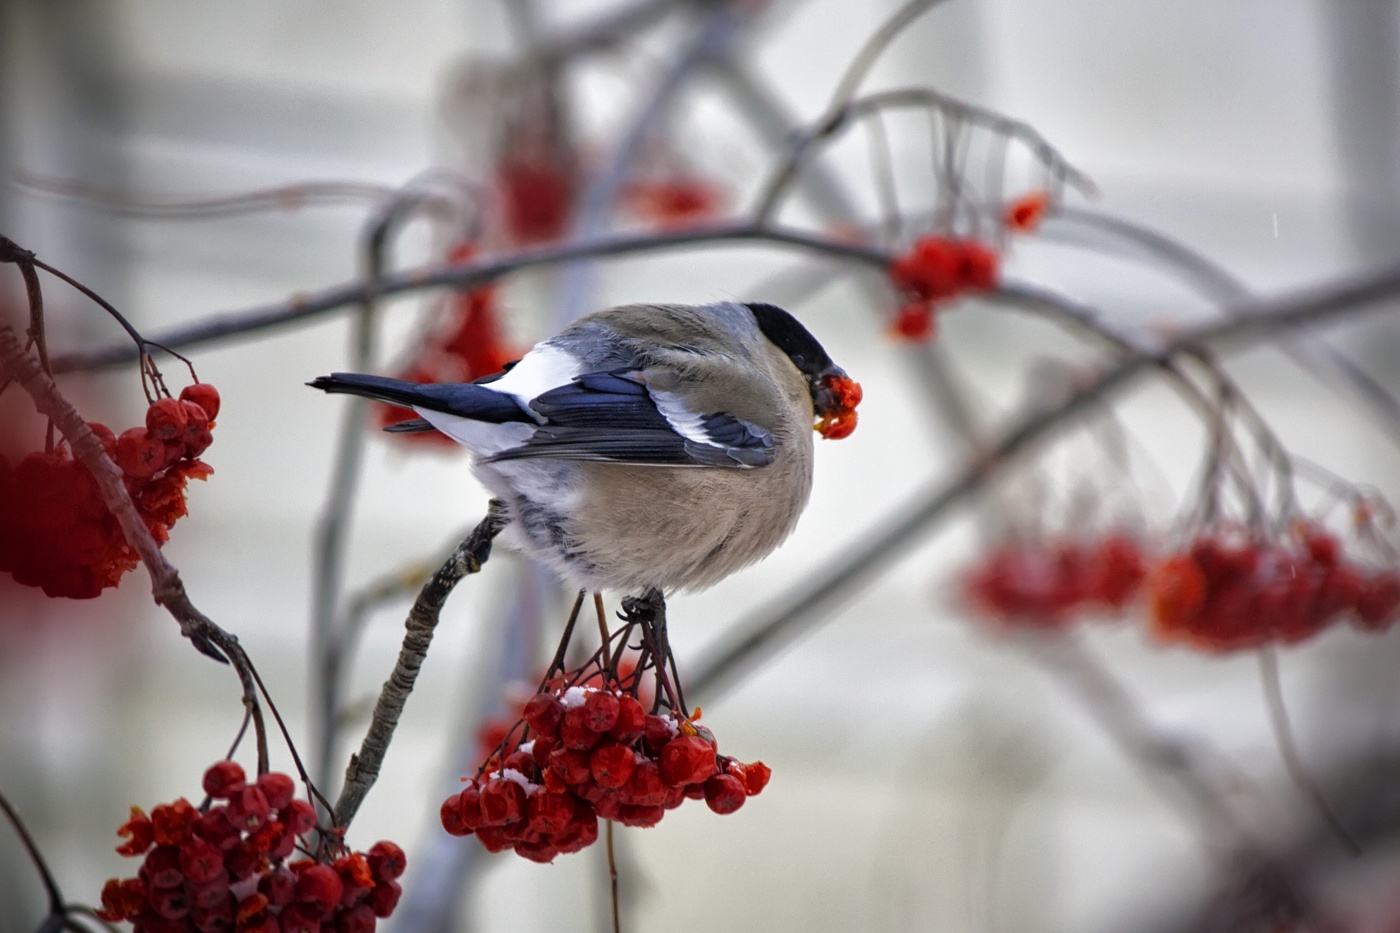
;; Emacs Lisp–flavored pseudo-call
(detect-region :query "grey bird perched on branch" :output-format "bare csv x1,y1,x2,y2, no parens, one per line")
309,301,861,593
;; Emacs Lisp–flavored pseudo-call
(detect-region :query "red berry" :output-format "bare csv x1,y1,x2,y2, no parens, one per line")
141,845,184,888
560,707,602,751
626,760,668,807
180,383,221,421
457,784,483,832
190,878,232,910
890,301,936,342
149,884,192,920
1005,191,1050,233
278,902,322,933
642,715,675,753
146,398,189,441
295,863,344,912
502,749,534,774
440,793,471,837
336,902,377,933
530,734,557,768
581,691,620,732
335,852,375,892
202,761,247,799
368,879,402,918
280,799,317,836
258,866,297,906
1357,571,1400,630
703,774,747,814
179,837,224,884
222,841,260,882
255,772,296,810
478,778,526,826
227,785,271,832
114,426,162,478
526,791,575,835
1303,527,1340,567
608,695,647,743
617,804,665,828
659,735,717,787
88,421,118,457
366,841,407,882
1149,554,1207,634
151,798,197,846
589,743,637,789
522,693,565,736
548,747,593,785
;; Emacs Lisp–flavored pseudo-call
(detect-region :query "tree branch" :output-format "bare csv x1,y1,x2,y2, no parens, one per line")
332,503,509,830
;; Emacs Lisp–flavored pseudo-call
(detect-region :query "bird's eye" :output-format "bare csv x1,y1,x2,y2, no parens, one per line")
791,354,806,368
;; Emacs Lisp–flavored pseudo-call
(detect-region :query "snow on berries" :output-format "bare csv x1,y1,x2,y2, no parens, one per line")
1147,525,1400,652
441,683,770,863
887,235,1000,342
0,382,219,598
96,761,406,932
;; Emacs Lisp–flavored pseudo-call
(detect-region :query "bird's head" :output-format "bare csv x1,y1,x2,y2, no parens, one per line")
745,302,862,440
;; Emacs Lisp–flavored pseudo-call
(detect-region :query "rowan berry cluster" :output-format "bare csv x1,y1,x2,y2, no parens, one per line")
498,157,577,245
964,533,1148,630
620,173,721,228
1148,526,1400,652
376,244,517,447
888,235,1000,341
441,685,770,863
0,383,218,598
96,762,405,933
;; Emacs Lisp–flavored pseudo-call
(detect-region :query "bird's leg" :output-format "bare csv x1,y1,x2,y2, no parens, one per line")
541,589,587,690
624,588,685,716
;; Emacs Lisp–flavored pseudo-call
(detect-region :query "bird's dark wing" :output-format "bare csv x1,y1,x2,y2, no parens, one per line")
485,371,774,468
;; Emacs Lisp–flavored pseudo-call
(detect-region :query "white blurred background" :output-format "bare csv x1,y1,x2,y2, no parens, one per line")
2,1,1400,930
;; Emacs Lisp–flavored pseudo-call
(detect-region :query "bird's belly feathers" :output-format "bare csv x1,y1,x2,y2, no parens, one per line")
476,452,814,593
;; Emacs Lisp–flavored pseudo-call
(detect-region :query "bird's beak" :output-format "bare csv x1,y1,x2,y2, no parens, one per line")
813,369,862,440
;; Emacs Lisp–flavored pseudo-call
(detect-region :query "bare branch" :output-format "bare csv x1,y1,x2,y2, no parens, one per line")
333,504,509,830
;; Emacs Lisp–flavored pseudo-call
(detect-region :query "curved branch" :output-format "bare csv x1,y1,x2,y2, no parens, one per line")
50,224,890,372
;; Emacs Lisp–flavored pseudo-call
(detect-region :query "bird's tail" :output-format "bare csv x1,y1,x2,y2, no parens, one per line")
307,373,529,424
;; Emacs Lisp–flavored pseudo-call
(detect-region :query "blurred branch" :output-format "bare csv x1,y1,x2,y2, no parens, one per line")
557,2,745,323
14,172,406,220
50,223,891,371
333,503,508,829
687,264,1400,698
1050,206,1400,443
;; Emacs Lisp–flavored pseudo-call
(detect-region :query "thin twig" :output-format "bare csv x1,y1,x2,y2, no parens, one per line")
332,503,508,829
606,820,621,933
1257,647,1361,855
0,790,63,915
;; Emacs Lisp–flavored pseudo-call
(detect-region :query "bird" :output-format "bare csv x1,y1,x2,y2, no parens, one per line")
309,301,861,594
